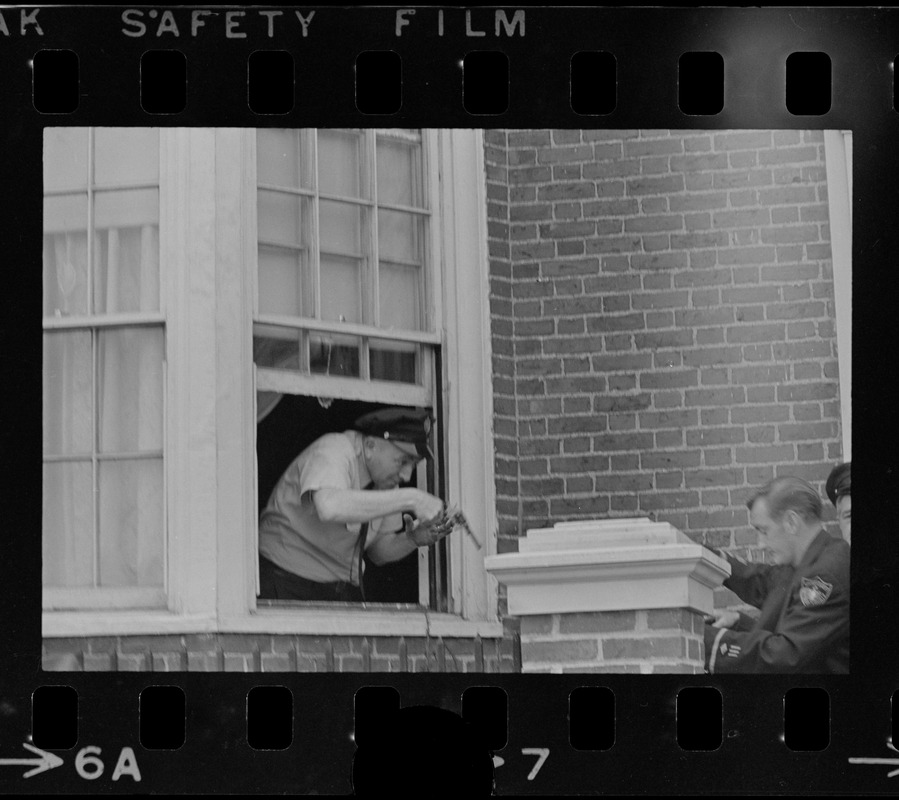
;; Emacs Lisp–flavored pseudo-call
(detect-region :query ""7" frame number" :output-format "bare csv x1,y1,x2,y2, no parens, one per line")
520,748,549,781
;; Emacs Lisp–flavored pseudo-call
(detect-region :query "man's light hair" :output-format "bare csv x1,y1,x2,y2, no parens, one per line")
746,476,823,523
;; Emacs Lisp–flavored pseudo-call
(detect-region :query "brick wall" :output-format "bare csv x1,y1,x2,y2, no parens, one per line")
520,609,705,674
42,633,519,673
485,129,843,556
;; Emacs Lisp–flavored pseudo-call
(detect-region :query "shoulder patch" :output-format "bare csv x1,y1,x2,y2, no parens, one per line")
799,575,834,607
719,642,741,658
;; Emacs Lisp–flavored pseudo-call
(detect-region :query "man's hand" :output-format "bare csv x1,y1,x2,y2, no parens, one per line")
407,489,444,522
403,512,454,547
704,609,740,629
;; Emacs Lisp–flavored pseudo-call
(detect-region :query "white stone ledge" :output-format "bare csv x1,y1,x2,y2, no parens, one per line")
486,518,731,617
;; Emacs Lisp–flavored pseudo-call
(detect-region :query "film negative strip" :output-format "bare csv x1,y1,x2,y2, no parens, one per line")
2,4,896,794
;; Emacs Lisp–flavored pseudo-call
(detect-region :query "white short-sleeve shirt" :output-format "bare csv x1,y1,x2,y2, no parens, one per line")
258,430,396,584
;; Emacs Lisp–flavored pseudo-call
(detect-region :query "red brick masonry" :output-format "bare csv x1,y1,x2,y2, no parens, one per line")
43,633,520,673
486,129,842,558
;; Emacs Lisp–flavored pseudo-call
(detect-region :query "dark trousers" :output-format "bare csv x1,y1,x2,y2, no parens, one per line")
259,556,363,602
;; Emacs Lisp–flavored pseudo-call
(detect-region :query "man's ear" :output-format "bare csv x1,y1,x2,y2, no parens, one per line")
784,509,801,534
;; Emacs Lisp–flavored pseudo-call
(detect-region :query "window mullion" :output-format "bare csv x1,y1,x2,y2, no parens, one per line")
369,130,380,331
87,129,100,589
87,128,94,316
91,326,99,589
311,132,321,325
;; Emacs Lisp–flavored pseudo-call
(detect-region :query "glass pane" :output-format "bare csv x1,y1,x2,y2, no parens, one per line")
98,459,164,587
253,324,303,370
44,331,93,456
44,128,89,192
318,130,366,198
93,222,160,314
257,129,311,189
320,200,365,256
43,462,94,588
310,334,360,377
378,209,425,265
370,339,419,384
94,128,159,186
320,254,362,323
379,262,422,331
377,134,424,208
258,245,310,317
97,327,164,454
43,228,89,317
258,189,309,248
43,193,87,235
94,187,159,229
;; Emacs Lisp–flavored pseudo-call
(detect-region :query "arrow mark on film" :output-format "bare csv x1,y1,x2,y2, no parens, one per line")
0,742,64,778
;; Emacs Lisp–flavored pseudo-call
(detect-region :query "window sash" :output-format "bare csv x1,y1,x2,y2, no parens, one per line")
255,129,434,335
252,128,449,609
42,127,167,610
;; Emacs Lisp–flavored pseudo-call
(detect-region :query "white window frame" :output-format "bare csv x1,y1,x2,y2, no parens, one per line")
43,128,502,640
823,130,851,462
41,127,168,613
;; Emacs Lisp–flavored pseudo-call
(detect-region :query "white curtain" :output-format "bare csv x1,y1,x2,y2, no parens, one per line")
43,223,164,589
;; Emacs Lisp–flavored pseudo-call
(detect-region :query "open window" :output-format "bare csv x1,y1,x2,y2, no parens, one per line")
252,129,457,609
255,397,454,608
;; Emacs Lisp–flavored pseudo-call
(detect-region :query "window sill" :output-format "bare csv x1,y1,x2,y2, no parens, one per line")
42,609,504,639
43,611,218,638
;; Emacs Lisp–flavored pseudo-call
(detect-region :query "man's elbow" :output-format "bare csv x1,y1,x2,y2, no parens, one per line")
312,489,342,523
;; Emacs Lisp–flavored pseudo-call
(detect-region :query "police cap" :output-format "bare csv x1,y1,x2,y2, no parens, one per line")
825,462,851,505
354,407,434,460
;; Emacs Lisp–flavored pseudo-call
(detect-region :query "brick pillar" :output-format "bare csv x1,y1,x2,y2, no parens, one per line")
520,608,706,674
485,518,729,674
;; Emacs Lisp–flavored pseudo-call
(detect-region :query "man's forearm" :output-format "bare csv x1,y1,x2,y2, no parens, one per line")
314,487,420,524
366,529,418,565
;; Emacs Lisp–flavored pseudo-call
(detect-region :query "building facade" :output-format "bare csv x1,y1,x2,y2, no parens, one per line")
42,128,849,673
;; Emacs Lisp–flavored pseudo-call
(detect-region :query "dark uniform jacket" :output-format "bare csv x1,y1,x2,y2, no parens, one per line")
704,530,850,674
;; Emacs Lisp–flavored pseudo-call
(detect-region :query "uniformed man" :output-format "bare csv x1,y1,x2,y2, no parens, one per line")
704,476,850,674
825,461,851,544
258,407,451,602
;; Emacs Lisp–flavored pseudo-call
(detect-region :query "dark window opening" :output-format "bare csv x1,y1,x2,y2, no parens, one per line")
256,394,448,606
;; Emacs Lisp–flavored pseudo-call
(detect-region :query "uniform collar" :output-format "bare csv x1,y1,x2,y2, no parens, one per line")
795,528,830,570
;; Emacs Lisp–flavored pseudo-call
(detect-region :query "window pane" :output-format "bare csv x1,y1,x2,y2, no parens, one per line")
379,263,422,331
94,188,159,230
320,254,362,323
98,459,164,587
258,189,309,248
370,339,419,384
44,193,88,235
43,331,92,456
97,327,164,454
43,227,89,318
318,130,367,198
43,462,94,587
320,200,365,256
378,209,425,265
254,324,303,370
377,134,424,208
257,129,311,189
94,128,159,186
93,220,160,314
44,128,89,192
310,334,360,377
258,245,311,317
